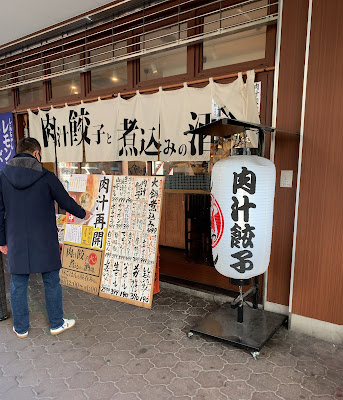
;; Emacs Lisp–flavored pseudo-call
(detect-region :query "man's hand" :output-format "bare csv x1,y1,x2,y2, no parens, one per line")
84,210,93,223
0,245,8,255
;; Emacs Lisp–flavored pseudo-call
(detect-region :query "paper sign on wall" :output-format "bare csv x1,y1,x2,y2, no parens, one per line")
64,174,113,250
56,214,66,244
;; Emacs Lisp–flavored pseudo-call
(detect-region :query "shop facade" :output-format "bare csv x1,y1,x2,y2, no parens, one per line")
0,0,342,342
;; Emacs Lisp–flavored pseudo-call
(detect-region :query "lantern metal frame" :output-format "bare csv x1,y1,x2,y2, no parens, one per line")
185,118,288,355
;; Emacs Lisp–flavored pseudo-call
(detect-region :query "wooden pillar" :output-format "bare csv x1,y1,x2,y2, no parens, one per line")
291,0,343,325
267,0,309,306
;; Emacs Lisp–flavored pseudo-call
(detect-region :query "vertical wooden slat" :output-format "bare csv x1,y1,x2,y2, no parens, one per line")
292,0,343,324
266,0,308,306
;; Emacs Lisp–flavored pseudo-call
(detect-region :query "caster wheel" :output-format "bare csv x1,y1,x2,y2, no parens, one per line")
251,351,259,360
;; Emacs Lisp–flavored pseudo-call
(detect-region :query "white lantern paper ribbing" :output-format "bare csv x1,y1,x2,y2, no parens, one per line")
211,155,276,280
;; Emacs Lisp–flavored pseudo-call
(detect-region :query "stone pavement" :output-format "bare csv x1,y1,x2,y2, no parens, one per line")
0,273,342,400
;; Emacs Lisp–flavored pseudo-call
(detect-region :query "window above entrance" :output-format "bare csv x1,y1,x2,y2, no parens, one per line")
90,41,128,91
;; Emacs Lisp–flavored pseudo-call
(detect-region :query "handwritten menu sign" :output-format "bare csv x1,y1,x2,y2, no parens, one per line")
60,245,103,295
99,176,165,309
64,174,113,250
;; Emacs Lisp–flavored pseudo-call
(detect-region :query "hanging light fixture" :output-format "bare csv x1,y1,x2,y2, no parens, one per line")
70,79,78,95
151,63,158,74
111,69,118,82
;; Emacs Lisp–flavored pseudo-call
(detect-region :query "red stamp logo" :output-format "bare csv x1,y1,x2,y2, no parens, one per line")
211,194,224,248
89,253,97,265
67,213,75,223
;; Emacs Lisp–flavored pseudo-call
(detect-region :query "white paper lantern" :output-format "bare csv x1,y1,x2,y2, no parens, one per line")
211,155,276,279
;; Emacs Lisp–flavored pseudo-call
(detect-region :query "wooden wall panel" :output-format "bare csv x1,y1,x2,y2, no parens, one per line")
292,0,343,325
159,193,167,246
267,0,308,305
160,193,186,249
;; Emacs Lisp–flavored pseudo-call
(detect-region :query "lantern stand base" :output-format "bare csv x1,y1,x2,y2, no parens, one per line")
188,303,288,353
230,277,259,323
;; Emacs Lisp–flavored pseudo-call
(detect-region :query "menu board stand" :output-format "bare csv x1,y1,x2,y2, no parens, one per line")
60,174,164,309
99,175,165,309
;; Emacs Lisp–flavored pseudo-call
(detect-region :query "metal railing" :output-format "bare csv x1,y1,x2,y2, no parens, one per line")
0,0,278,91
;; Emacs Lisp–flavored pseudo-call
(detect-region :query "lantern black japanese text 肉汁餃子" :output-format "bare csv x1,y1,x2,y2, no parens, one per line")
211,155,276,279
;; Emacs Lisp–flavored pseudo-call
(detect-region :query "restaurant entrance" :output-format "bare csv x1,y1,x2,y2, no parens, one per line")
3,0,276,298
155,151,266,298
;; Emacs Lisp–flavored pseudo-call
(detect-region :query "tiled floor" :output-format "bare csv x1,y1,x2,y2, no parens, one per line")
0,273,342,400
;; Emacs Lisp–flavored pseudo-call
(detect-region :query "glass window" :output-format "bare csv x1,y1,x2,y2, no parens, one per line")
0,89,12,108
90,41,127,91
51,55,81,98
57,162,80,190
152,161,211,191
151,102,228,188
80,162,122,176
91,63,127,91
18,65,44,105
51,72,81,98
19,82,44,105
58,162,122,193
128,161,147,176
140,23,188,81
202,1,267,69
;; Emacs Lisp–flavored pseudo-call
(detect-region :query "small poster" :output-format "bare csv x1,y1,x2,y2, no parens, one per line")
60,244,104,295
64,224,82,244
62,244,103,275
56,214,66,244
64,174,113,250
68,174,88,192
99,175,165,309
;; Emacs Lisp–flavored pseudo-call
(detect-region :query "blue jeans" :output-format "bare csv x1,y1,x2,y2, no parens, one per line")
10,270,64,334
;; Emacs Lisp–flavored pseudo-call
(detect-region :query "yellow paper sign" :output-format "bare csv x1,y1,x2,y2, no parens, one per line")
81,226,94,246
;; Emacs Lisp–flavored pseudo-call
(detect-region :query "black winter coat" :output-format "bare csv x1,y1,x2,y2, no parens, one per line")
0,153,86,274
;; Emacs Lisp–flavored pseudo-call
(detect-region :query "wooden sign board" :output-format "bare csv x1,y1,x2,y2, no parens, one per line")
60,174,164,307
99,175,165,309
60,269,100,295
60,245,103,295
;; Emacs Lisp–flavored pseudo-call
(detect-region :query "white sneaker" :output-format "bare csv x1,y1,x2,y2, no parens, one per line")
13,326,28,338
50,319,75,335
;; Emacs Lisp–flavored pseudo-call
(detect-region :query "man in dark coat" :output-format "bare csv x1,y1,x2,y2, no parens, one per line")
0,137,86,338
